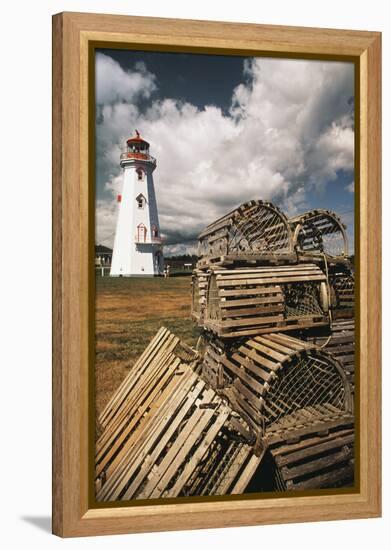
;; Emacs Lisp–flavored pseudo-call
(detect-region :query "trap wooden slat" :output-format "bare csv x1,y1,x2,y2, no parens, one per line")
191,270,209,324
289,209,348,258
220,296,285,308
261,413,355,491
96,354,184,478
97,372,204,501
276,432,354,466
96,329,200,482
197,200,294,266
201,333,352,440
105,375,205,501
196,253,298,269
206,320,330,339
96,328,267,501
329,266,355,319
98,327,170,428
162,404,231,498
202,264,330,338
265,411,354,446
305,319,355,393
219,286,282,297
216,275,326,286
230,453,267,494
221,305,285,319
96,331,193,458
209,443,262,495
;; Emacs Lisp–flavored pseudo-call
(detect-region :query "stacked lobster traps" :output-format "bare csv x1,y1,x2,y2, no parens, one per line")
96,199,355,502
196,200,296,268
95,328,265,500
191,200,356,491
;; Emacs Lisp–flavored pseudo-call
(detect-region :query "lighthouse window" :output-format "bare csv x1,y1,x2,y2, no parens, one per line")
152,226,159,238
136,194,146,209
136,168,145,181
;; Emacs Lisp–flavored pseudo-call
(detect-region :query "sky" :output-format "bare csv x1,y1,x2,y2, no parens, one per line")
95,49,355,255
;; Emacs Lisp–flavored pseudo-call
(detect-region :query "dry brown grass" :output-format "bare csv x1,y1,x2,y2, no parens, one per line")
95,275,200,419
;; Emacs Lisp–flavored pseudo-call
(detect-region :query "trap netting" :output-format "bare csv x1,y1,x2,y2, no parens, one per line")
329,269,355,310
200,333,352,438
202,265,329,338
290,209,348,258
227,202,293,255
284,282,326,318
197,200,294,260
262,353,347,429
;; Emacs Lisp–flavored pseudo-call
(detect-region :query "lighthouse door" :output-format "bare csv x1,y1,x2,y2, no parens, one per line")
136,223,147,243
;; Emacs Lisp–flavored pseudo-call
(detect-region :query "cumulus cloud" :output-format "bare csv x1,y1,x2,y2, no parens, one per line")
345,181,355,193
95,55,354,252
95,198,118,246
96,53,156,105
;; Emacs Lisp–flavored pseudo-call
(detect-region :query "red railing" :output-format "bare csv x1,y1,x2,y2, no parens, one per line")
134,235,163,244
121,152,156,164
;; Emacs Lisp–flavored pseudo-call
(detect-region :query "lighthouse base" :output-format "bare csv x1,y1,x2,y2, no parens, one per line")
110,273,159,278
110,246,164,278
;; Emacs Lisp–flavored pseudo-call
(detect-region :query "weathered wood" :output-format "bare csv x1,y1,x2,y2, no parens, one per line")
221,296,284,308
305,319,356,393
207,320,329,339
276,433,354,466
202,264,330,338
265,413,354,445
191,270,209,324
201,333,352,440
197,200,294,264
96,330,192,456
261,414,354,491
289,209,348,258
95,328,263,502
196,252,298,269
329,266,355,318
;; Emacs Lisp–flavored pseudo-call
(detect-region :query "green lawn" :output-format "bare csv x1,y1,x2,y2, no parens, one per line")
95,275,201,418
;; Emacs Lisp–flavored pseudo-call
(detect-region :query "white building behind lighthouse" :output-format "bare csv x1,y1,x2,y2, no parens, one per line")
110,132,164,276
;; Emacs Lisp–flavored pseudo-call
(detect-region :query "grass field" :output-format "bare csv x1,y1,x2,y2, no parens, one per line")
95,275,201,419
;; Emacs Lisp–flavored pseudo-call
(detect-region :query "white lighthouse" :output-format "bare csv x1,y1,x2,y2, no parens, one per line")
110,131,164,277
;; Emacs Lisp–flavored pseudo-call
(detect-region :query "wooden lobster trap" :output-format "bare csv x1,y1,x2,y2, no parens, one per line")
197,200,295,268
95,328,199,491
289,209,348,259
174,419,264,497
329,265,355,319
305,319,355,391
191,269,209,324
96,327,265,501
201,332,353,443
201,264,330,338
258,411,355,491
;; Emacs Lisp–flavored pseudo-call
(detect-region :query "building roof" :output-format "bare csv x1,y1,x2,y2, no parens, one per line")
126,130,149,147
95,245,113,254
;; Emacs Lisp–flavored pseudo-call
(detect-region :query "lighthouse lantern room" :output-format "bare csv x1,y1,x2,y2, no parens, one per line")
110,131,164,277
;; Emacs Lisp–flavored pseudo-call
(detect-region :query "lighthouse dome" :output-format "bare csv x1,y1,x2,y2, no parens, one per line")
120,131,156,167
126,130,149,150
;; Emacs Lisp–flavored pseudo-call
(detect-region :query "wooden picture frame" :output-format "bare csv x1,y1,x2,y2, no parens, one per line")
52,12,381,537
